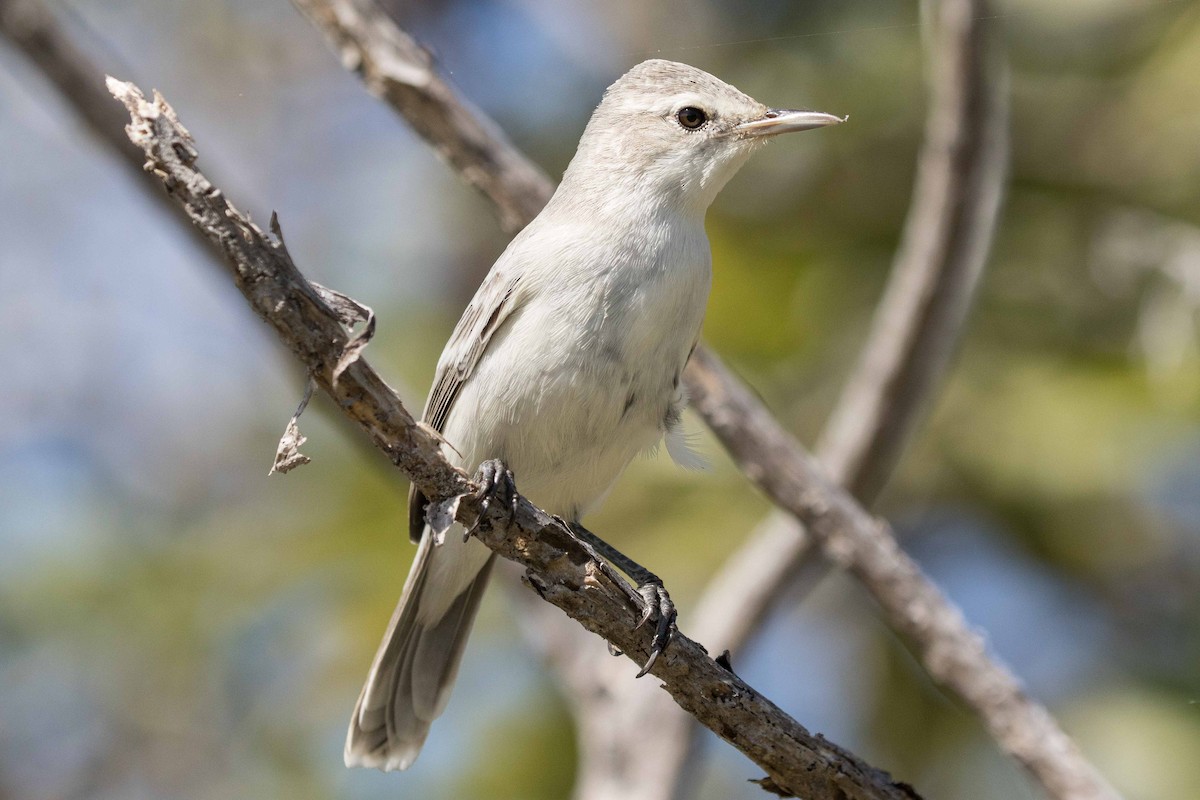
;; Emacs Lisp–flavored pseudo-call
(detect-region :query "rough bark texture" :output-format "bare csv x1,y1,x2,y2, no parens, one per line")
107,77,921,800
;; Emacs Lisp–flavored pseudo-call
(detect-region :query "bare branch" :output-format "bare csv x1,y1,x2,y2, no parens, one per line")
6,1,910,793
107,77,920,800
290,0,553,233
1,0,131,158
684,347,1121,800
816,0,1008,501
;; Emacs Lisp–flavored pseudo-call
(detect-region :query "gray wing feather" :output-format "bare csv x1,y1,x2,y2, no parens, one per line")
407,267,525,541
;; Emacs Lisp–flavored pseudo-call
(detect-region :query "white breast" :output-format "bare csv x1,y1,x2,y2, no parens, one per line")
440,213,711,521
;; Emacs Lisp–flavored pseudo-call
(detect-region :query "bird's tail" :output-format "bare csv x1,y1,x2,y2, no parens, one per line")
344,531,495,771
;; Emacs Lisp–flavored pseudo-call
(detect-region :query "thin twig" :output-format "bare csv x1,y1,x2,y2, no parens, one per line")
816,0,1008,501
106,76,919,800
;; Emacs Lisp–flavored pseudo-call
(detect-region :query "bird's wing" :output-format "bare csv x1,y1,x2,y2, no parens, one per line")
408,264,526,542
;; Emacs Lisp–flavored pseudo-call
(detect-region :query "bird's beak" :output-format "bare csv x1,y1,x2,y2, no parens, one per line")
733,108,846,138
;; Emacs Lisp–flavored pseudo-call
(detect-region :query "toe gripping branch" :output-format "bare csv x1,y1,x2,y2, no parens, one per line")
569,523,678,677
469,459,678,678
470,458,519,540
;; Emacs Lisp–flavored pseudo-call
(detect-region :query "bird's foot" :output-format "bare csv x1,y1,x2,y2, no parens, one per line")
634,579,677,677
469,459,519,541
566,522,680,676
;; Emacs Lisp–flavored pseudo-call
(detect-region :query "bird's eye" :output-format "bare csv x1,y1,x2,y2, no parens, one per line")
676,106,708,130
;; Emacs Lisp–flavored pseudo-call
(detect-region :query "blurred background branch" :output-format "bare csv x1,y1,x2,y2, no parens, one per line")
0,0,217,255
291,0,551,233
684,347,1119,800
816,0,1007,502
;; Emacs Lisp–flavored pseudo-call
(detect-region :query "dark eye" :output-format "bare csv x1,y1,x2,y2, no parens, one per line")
676,106,708,130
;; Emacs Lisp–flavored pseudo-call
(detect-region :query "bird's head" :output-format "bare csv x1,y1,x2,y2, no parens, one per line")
560,59,844,216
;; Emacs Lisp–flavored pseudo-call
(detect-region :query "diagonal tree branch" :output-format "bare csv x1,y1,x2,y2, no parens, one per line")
2,2,901,795
281,3,1121,799
689,0,1009,728
106,76,920,800
683,347,1119,800
290,0,552,234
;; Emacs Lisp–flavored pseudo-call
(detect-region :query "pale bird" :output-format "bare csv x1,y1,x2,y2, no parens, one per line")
345,58,843,772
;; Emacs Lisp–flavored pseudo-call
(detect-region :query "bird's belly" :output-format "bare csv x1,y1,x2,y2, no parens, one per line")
444,362,662,519
442,311,693,521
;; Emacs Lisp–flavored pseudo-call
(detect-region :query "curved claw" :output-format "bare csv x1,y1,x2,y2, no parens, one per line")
556,521,678,676
634,582,677,678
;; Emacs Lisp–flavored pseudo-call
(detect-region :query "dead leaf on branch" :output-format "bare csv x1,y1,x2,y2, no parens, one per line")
270,377,315,475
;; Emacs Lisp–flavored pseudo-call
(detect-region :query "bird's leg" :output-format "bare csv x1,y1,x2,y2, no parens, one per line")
470,462,676,675
470,459,519,540
568,522,677,677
